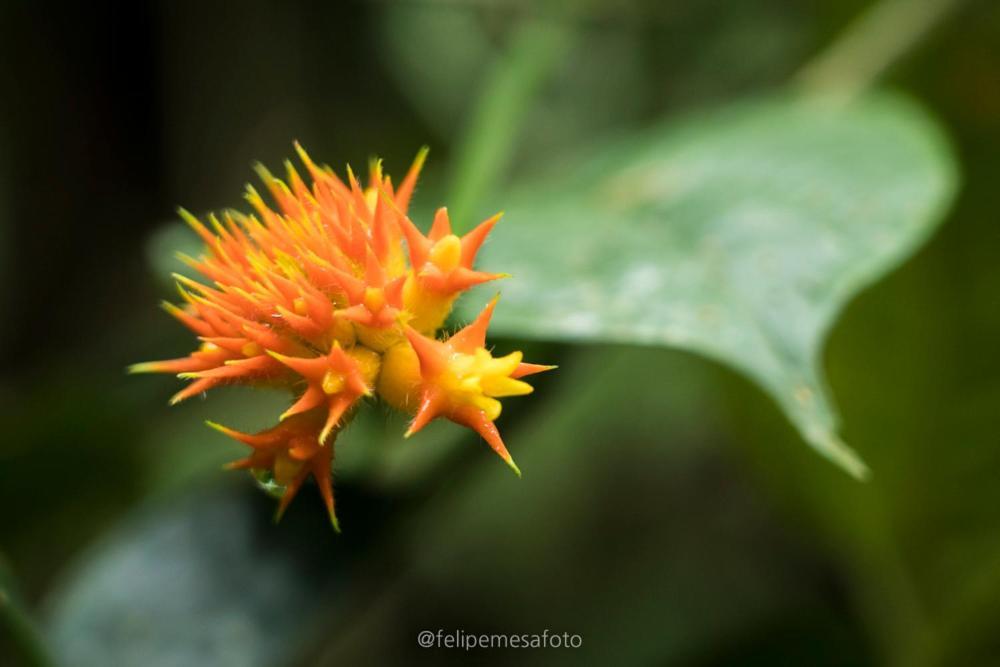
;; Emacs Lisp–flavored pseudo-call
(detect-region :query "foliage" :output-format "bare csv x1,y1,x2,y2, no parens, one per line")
2,1,998,666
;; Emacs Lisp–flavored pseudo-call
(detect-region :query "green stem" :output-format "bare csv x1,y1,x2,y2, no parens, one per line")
1,588,52,667
796,0,965,101
445,12,576,230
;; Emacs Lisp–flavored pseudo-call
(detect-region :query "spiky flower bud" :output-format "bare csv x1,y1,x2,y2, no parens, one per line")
132,145,553,529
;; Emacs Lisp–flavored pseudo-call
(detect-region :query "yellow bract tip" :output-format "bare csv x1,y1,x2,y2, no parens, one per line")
505,455,522,478
177,207,203,230
411,145,430,171
252,161,275,183
204,420,227,433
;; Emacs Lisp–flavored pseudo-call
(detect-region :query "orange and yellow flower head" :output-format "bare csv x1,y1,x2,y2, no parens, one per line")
132,144,553,529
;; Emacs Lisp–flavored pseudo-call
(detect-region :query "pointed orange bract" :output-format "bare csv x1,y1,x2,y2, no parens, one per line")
269,342,375,443
134,144,553,526
398,298,554,476
210,415,340,530
395,207,507,294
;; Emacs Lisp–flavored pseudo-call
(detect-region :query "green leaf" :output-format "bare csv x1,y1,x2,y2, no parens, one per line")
45,484,348,667
145,221,204,288
463,92,957,477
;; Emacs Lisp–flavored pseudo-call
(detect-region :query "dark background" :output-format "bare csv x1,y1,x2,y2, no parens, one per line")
2,1,999,665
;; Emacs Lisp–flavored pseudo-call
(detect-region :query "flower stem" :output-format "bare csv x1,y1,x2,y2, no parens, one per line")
796,0,966,101
0,572,52,667
446,10,576,230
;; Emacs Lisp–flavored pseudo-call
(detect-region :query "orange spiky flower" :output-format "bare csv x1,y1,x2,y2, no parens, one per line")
132,144,553,529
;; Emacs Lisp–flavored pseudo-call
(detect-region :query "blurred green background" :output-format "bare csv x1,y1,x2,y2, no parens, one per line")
1,1,999,665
